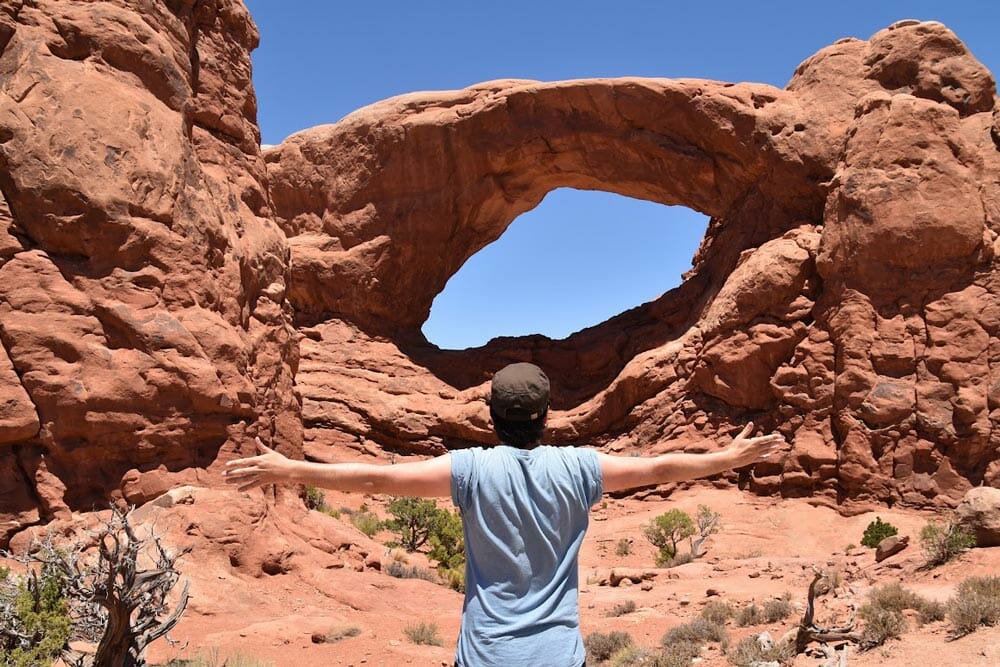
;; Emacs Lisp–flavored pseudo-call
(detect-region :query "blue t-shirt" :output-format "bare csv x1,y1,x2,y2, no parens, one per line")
450,445,604,667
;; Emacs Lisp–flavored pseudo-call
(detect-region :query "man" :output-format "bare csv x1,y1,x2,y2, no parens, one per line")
225,362,786,667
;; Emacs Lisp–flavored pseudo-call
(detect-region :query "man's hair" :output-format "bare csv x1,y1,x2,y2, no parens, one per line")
490,406,547,449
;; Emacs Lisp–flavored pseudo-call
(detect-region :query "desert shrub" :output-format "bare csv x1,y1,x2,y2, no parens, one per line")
700,600,735,625
616,538,632,557
947,576,1000,637
858,583,930,647
350,504,382,538
918,599,947,624
442,566,465,593
385,561,438,583
736,603,764,627
859,607,906,649
585,630,634,662
644,509,695,564
690,505,721,558
661,618,727,647
0,560,72,667
860,581,944,625
865,582,923,613
0,566,8,580
726,633,794,666
427,506,464,571
607,599,637,617
656,639,701,666
404,621,443,646
384,497,442,551
324,625,362,643
762,593,793,623
920,520,975,567
165,649,277,667
302,485,328,511
607,644,659,666
657,551,694,568
861,516,898,548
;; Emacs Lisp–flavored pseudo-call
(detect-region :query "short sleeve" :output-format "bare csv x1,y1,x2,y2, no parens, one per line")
450,448,476,509
577,448,604,507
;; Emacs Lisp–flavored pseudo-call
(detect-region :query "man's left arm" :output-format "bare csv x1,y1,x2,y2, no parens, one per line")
224,439,453,498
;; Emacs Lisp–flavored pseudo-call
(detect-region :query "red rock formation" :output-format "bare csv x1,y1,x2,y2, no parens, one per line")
2,5,999,552
0,0,299,545
266,20,1000,509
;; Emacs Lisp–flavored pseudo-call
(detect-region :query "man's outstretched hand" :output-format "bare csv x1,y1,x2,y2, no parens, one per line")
224,438,295,492
724,422,788,468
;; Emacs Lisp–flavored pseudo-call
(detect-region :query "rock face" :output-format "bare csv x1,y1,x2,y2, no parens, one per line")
2,5,1000,547
267,20,1000,509
955,487,1000,546
0,0,299,545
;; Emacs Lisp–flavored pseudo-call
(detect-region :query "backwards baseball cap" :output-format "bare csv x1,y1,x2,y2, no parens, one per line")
490,362,550,422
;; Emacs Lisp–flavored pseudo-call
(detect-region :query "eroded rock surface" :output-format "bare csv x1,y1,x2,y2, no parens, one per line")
2,8,999,552
266,20,1000,509
0,0,299,545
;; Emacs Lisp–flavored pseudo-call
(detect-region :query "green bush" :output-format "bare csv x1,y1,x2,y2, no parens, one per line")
644,509,695,565
349,504,382,538
585,630,633,662
404,621,443,646
0,562,72,667
302,485,328,511
947,576,1000,637
384,497,442,551
920,520,975,567
607,599,637,617
427,506,464,571
861,516,898,548
441,566,465,593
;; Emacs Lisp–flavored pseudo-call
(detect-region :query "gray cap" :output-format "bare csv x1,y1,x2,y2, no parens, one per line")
490,363,550,421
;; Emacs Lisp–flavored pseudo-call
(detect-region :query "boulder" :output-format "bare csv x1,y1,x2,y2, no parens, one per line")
875,535,910,562
955,487,1000,546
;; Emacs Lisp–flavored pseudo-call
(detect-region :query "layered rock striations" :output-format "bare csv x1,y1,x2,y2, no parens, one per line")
0,0,299,545
266,20,1000,509
1,4,999,549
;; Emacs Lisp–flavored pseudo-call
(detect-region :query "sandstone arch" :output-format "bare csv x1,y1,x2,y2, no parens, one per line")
270,20,1000,510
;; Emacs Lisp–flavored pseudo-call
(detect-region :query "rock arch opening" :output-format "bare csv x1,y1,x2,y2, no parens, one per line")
421,188,709,350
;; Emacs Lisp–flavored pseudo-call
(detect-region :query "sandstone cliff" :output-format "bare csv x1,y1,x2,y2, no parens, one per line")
2,3,999,548
0,0,299,545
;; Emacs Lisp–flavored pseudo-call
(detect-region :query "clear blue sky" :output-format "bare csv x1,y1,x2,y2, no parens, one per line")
244,1,1000,350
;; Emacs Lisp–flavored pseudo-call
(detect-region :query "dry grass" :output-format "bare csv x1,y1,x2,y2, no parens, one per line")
948,576,1000,637
403,621,443,646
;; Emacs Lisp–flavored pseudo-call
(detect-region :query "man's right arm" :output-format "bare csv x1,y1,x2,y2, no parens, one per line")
598,423,786,493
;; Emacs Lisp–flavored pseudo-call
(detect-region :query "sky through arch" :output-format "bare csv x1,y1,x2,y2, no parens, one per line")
421,189,708,349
